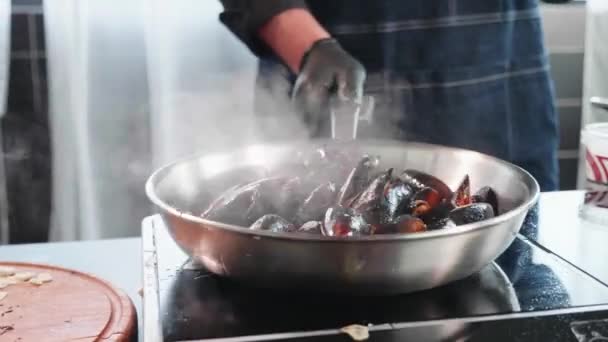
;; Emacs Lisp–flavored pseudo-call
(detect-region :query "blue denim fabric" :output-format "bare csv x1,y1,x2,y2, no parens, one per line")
255,0,560,191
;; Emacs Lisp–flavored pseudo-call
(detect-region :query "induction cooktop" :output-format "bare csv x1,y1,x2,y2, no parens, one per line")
142,207,608,342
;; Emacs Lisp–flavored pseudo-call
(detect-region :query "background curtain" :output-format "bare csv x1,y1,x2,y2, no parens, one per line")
0,0,10,243
44,0,264,240
0,0,8,115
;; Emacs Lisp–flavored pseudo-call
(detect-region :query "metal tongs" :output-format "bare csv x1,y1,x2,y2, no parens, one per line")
329,95,375,140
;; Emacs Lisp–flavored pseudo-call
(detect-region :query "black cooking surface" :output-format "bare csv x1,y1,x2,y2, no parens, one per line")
147,205,608,341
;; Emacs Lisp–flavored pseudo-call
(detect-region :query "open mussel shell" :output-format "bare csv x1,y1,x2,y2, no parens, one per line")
400,169,452,201
322,206,373,237
250,214,297,233
452,174,472,207
449,203,495,225
416,198,453,221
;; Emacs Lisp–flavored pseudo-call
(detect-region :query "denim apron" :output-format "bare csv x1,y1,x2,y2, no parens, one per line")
254,0,560,191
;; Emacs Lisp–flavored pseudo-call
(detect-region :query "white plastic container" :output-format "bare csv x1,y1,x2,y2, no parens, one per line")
579,122,608,225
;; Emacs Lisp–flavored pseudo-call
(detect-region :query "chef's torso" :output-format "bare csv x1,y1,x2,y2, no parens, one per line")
255,0,559,191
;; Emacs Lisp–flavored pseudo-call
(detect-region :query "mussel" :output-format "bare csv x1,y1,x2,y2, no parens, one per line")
449,203,495,225
336,155,378,206
393,215,427,233
322,206,372,237
381,178,417,223
400,170,452,201
250,214,297,233
200,184,243,217
298,221,323,234
294,182,337,225
201,180,270,226
244,177,303,224
472,186,499,214
350,169,393,212
275,177,306,220
409,187,443,217
416,200,454,226
203,150,501,236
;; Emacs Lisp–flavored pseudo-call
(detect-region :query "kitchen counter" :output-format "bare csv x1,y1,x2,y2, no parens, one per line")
0,190,607,341
533,191,608,285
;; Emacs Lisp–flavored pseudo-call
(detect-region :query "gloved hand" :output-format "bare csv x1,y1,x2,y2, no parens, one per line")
292,38,366,136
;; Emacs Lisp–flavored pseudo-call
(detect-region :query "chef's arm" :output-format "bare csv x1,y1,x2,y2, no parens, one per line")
218,0,366,134
218,0,329,72
258,9,330,73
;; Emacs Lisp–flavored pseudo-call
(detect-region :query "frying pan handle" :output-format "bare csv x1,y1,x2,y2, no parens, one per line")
330,95,375,140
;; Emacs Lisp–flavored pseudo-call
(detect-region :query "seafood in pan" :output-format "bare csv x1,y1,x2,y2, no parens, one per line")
201,147,500,237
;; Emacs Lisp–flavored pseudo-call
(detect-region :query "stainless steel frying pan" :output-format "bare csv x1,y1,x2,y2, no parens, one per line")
145,139,539,295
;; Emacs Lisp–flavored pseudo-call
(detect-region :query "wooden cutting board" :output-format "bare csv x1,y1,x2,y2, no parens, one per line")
0,262,136,341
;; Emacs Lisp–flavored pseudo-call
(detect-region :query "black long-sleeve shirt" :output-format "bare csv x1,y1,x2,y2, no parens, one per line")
218,0,308,56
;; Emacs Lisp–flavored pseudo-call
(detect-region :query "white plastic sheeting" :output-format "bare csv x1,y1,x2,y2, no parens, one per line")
143,0,259,167
44,0,267,240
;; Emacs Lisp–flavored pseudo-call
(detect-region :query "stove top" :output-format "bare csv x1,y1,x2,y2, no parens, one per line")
142,206,608,342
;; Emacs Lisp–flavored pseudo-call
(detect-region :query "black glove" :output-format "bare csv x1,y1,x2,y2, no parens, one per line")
292,38,366,137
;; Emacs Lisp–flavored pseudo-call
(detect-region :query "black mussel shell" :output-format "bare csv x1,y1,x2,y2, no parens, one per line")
452,174,471,207
472,186,499,214
200,184,243,218
322,206,372,237
449,203,495,225
250,214,297,233
381,179,417,222
294,182,337,225
202,180,269,226
351,168,393,212
298,221,323,234
244,177,298,224
276,177,306,220
401,170,452,201
336,155,378,206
